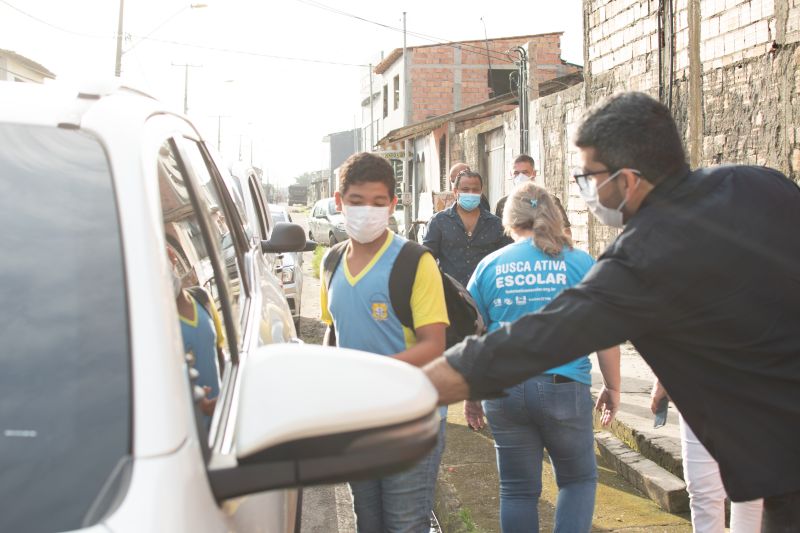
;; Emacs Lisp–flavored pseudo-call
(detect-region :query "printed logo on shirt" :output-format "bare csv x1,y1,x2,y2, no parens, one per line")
495,259,568,289
493,298,503,308
504,298,513,306
371,302,389,321
515,296,527,305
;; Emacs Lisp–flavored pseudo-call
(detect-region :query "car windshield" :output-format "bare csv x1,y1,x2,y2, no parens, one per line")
327,199,337,215
0,124,130,533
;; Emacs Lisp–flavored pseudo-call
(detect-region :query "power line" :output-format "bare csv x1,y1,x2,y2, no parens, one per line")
0,0,110,38
0,0,367,68
143,36,368,67
293,0,517,65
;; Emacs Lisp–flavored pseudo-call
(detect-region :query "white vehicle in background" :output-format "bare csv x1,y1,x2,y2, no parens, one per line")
0,81,440,533
268,204,304,324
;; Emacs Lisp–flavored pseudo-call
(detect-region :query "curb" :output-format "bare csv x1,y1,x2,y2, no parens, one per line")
433,469,470,533
595,431,689,513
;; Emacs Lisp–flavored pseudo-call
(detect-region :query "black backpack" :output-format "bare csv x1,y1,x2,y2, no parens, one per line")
322,239,485,348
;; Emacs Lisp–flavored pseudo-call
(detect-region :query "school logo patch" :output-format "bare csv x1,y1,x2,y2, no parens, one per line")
371,302,389,321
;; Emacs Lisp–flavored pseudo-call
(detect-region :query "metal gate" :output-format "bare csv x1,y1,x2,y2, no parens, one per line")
483,128,505,209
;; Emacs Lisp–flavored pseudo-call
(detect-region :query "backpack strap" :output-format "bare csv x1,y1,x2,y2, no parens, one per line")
186,286,211,315
322,240,350,290
389,241,427,330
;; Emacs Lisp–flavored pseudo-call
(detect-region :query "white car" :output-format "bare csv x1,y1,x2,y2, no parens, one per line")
0,81,439,533
268,204,304,323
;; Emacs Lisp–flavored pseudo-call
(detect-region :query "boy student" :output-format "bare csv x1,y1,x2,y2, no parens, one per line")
320,152,449,533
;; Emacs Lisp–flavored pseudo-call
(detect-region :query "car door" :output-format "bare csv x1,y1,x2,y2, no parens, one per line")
157,132,299,533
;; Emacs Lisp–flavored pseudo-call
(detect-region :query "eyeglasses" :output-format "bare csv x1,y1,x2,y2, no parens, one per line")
571,167,641,196
571,167,616,194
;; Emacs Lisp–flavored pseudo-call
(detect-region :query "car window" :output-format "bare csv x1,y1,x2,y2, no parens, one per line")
0,124,130,533
157,140,238,366
327,199,337,215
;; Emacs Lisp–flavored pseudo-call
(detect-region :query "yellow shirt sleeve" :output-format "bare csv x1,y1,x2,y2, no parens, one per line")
320,251,333,325
410,252,450,329
208,299,226,348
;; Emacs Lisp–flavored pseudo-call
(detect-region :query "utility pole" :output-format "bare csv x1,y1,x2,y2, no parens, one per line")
369,63,374,150
402,11,412,236
114,0,124,77
510,47,529,155
171,63,201,115
481,17,494,98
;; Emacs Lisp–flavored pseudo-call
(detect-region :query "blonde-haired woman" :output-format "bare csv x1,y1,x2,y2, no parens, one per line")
464,182,621,533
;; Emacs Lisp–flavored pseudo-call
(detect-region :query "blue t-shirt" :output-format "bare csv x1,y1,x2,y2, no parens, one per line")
467,238,596,384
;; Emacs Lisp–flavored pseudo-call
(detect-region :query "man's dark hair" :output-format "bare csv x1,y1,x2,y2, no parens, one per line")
574,92,687,185
338,152,396,198
454,170,483,189
514,154,535,167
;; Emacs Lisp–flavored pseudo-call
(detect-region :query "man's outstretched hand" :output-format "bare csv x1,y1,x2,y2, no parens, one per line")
423,357,471,405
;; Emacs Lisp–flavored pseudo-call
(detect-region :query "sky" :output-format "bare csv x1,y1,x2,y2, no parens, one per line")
0,0,583,187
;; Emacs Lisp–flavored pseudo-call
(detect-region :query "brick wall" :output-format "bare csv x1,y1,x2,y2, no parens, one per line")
409,34,580,122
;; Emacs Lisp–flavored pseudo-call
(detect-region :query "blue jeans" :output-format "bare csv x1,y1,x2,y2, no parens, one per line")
483,375,597,533
350,417,446,533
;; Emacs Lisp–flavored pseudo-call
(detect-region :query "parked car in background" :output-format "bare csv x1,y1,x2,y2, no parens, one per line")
308,197,348,245
0,81,440,533
268,204,303,324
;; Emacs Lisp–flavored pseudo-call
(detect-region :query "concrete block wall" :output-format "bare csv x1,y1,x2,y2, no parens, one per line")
529,84,594,253
581,0,800,253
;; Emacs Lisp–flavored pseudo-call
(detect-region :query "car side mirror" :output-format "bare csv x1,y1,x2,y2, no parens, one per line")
261,222,306,253
302,240,317,252
208,344,439,500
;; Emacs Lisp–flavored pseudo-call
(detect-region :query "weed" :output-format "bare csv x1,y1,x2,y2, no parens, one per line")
310,245,325,279
459,507,479,532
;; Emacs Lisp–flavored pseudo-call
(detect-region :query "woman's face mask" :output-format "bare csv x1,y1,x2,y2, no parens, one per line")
342,205,390,243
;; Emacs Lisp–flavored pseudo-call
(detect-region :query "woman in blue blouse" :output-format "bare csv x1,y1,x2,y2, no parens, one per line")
464,181,621,533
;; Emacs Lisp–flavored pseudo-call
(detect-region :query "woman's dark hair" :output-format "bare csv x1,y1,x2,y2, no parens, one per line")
454,170,483,189
574,92,687,185
338,152,396,198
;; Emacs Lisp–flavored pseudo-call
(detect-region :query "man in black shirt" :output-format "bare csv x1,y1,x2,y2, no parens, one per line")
425,92,800,531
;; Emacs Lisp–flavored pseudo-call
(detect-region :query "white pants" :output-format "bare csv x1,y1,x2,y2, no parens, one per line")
679,414,763,532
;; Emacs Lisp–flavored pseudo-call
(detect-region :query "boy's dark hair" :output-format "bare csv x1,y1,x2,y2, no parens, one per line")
338,152,396,198
574,92,687,185
454,170,483,189
514,154,535,167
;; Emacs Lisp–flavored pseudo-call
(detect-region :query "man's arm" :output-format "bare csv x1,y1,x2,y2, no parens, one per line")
422,216,442,259
595,345,621,426
426,256,659,404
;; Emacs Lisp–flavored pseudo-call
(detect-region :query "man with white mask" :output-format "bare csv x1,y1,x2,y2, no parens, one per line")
424,92,800,532
319,151,450,533
494,154,572,238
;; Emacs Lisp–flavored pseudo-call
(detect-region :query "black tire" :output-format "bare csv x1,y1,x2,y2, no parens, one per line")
308,230,314,241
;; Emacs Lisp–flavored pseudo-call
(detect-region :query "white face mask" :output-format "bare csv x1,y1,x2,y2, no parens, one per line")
579,169,639,228
342,205,390,243
512,173,530,186
171,268,183,298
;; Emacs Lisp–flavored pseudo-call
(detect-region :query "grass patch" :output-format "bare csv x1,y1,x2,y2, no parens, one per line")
459,507,480,532
311,245,325,279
